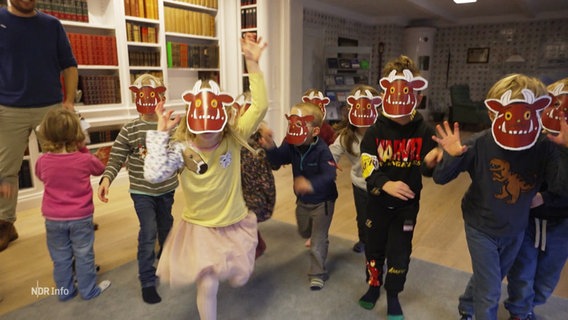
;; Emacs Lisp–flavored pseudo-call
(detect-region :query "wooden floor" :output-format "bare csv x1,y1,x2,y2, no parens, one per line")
1,155,567,316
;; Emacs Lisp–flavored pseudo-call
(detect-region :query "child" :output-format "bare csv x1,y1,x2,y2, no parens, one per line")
35,108,111,301
143,33,267,320
240,117,276,259
302,89,336,145
97,74,178,304
503,78,568,320
261,101,338,290
358,56,439,320
329,85,382,253
432,74,568,320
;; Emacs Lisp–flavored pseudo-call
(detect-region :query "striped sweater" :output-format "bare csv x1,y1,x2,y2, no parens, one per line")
102,119,178,195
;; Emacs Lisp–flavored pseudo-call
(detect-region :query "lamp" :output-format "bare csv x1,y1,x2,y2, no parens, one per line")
454,0,477,3
505,54,525,63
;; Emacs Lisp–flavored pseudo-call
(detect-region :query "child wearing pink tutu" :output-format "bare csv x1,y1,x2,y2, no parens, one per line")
143,33,267,320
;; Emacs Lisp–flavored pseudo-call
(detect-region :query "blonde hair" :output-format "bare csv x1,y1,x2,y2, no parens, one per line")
547,77,568,93
37,108,85,153
334,84,380,156
382,55,420,77
486,74,548,100
292,102,323,128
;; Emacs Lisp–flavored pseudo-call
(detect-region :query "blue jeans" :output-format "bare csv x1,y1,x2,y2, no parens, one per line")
45,216,100,301
130,192,174,288
505,217,568,318
458,223,524,320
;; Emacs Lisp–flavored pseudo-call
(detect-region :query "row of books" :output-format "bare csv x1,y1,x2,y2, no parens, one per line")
175,0,218,9
18,160,33,190
240,0,257,5
124,0,158,20
126,22,158,43
325,74,369,86
164,7,216,37
37,0,89,23
79,75,122,105
68,33,118,66
129,50,161,67
241,8,257,29
166,42,219,69
129,71,163,84
89,129,121,144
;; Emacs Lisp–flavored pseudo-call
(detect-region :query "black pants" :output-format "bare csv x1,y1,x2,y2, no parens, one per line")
364,202,419,294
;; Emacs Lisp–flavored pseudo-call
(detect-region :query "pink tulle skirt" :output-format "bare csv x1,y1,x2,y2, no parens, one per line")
157,212,258,288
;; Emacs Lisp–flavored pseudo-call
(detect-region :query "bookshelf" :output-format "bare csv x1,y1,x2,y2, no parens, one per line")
238,0,257,93
15,0,222,207
324,46,373,112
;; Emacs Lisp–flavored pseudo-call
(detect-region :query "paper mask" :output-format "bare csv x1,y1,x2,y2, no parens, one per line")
485,89,551,151
182,80,234,134
347,89,382,127
302,91,330,120
541,83,568,133
129,79,166,114
379,69,427,118
285,112,314,145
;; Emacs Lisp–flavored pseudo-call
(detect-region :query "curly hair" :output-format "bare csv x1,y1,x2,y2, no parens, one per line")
37,108,85,153
487,74,548,100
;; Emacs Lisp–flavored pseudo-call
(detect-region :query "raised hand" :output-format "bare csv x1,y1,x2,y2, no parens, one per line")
432,121,468,157
155,100,181,132
241,32,267,64
547,111,568,147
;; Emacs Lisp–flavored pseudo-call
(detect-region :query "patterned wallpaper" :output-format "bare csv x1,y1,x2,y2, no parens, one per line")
304,8,568,114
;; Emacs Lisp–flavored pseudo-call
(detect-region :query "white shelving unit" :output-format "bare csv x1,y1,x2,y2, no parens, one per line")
323,46,373,104
17,0,222,207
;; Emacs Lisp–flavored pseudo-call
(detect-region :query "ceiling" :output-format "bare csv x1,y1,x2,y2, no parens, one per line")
305,0,568,26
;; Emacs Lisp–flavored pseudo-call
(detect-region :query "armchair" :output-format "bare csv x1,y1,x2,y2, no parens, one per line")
448,84,490,128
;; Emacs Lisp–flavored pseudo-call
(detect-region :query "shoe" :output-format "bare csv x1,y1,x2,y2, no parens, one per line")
0,220,18,252
387,315,404,320
509,315,535,320
352,241,365,253
309,277,324,290
97,280,111,294
459,313,473,320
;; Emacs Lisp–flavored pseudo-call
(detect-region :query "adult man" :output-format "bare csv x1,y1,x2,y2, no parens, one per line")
0,0,78,251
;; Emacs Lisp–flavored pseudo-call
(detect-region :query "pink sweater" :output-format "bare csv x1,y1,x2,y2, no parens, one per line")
35,149,105,221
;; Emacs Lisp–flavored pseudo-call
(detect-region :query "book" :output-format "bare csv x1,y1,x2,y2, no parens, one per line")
334,75,344,85
326,58,338,69
339,58,351,69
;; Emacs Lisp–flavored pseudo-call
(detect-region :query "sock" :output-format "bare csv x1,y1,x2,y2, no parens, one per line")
142,286,161,304
387,292,403,316
358,285,381,310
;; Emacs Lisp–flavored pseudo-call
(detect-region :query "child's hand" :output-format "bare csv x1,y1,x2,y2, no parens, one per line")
293,176,313,195
241,32,267,63
155,101,181,132
432,121,468,157
547,111,568,147
531,192,544,208
382,180,415,201
424,147,443,168
97,177,110,203
258,130,276,149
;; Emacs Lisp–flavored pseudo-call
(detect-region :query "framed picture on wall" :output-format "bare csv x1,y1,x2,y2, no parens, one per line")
467,47,490,64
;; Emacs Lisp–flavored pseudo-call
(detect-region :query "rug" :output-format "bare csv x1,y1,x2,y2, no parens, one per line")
4,219,566,320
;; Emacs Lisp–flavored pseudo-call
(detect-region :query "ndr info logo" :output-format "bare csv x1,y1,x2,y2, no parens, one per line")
31,281,69,298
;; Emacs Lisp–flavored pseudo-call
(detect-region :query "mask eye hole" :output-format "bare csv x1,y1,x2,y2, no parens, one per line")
139,92,144,98
196,99,202,108
505,112,512,121
524,111,531,120
356,103,361,109
390,87,395,94
403,87,409,94
150,92,156,98
211,100,218,108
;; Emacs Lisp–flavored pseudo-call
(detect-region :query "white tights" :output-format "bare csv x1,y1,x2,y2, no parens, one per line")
196,273,219,320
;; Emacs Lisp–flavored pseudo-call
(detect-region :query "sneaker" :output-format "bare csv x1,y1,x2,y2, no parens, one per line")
352,241,365,253
459,313,473,320
509,316,535,320
97,280,111,294
309,277,324,290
